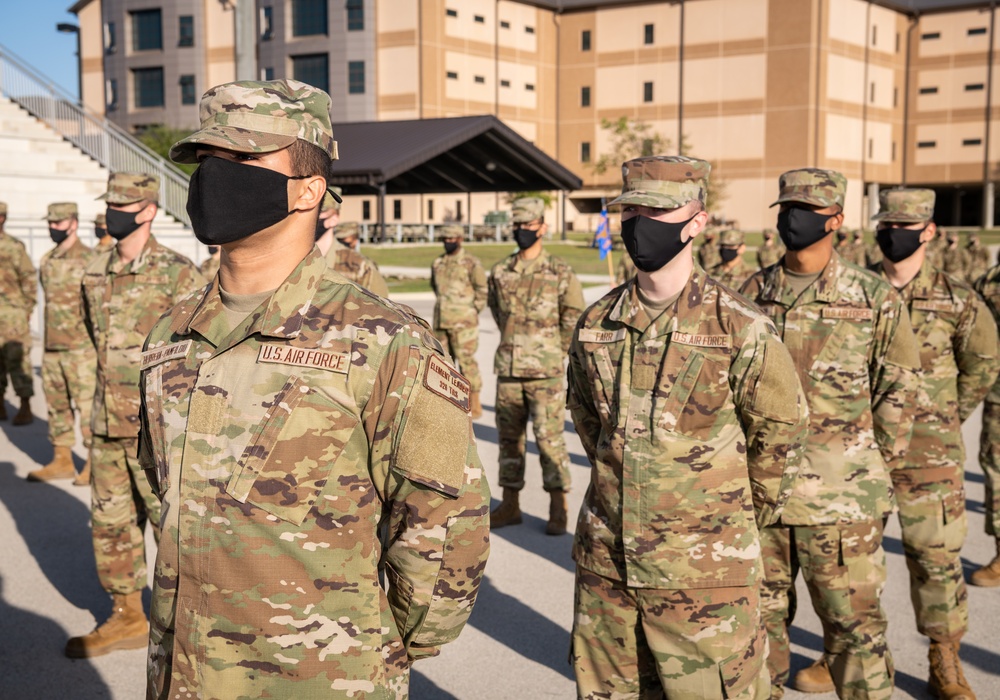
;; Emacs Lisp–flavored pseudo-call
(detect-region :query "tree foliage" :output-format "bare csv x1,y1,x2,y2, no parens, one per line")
136,125,197,175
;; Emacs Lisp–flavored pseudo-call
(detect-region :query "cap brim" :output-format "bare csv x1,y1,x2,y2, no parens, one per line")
769,194,834,208
169,126,298,164
95,193,145,205
607,190,693,209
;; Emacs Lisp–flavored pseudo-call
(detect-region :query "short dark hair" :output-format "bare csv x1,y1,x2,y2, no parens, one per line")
289,140,333,180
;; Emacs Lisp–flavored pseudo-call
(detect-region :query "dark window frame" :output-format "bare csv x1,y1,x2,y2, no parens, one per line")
347,0,364,31
446,71,459,80
644,23,654,45
963,138,983,146
362,200,371,220
180,74,196,104
393,199,402,220
525,25,535,34
133,66,165,108
131,9,163,52
966,83,985,91
261,6,274,40
969,27,988,36
525,83,535,91
581,141,591,163
291,53,330,93
348,61,366,95
178,15,194,47
919,86,938,95
292,0,328,37
643,81,654,103
446,8,458,18
500,78,510,87
474,14,485,23
921,31,941,40
581,85,591,107
474,75,486,84
500,20,510,29
917,140,937,148
581,29,591,51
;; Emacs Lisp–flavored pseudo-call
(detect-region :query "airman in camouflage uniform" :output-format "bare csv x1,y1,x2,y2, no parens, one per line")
940,232,969,279
756,228,785,269
834,228,861,264
973,266,1000,589
696,227,721,268
65,173,205,660
199,246,220,279
322,220,389,297
966,232,990,284
569,156,808,700
0,201,37,425
615,247,636,285
709,229,754,289
26,203,96,486
432,224,488,418
136,78,489,700
741,169,921,700
489,196,585,535
856,188,997,700
93,212,114,253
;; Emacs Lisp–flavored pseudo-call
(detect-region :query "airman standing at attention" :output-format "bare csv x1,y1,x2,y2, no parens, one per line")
138,78,489,699
65,173,205,659
615,245,636,285
432,224,488,419
93,212,115,253
696,226,721,269
488,196,585,535
834,228,855,262
972,266,1000,589
965,232,990,284
315,192,390,297
852,229,871,266
26,203,97,486
0,201,38,425
741,168,921,700
569,155,808,700
940,231,969,279
709,229,754,289
757,228,785,269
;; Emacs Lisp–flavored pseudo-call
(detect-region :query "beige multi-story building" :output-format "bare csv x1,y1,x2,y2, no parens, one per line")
70,0,1000,230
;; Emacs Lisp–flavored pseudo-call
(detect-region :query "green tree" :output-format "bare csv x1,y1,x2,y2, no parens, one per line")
504,191,556,208
136,125,197,175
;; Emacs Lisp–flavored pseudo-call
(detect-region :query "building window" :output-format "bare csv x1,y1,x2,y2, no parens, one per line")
500,79,510,87
921,31,941,40
525,83,535,91
581,86,591,107
917,141,937,148
261,66,275,80
644,23,654,45
500,20,510,29
447,71,458,80
446,8,457,17
133,67,164,108
292,53,329,93
104,22,116,53
582,29,591,51
428,200,434,219
525,25,535,34
260,6,274,40
393,199,402,220
292,0,327,37
178,15,194,47
969,27,988,36
362,201,371,220
643,81,654,103
966,83,985,91
964,138,983,146
347,0,364,31
348,61,365,94
474,14,485,23
106,78,118,111
581,141,591,163
180,74,196,105
131,9,162,51
474,75,486,84
919,86,938,94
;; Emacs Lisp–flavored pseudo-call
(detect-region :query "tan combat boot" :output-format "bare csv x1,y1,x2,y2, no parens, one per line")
26,446,76,482
928,641,976,700
489,487,523,528
73,457,92,486
470,391,483,420
969,539,1000,587
793,657,835,693
545,490,568,536
12,397,32,425
65,591,148,658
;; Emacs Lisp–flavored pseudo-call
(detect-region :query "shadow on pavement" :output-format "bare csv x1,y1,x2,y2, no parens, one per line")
0,462,108,621
473,421,592,470
410,670,460,700
962,639,1000,676
469,576,573,681
487,497,574,574
0,574,112,699
0,399,53,467
893,670,933,699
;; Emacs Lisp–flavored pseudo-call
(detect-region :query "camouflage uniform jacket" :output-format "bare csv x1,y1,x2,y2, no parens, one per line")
872,261,999,472
431,248,487,329
0,231,37,342
615,253,636,286
696,239,721,269
94,238,116,254
568,266,808,589
39,238,94,350
973,264,1000,405
82,235,204,438
488,249,585,378
138,249,490,699
756,241,785,269
741,252,921,525
940,245,969,279
325,243,389,297
199,254,220,280
834,238,866,267
709,256,754,291
966,245,991,284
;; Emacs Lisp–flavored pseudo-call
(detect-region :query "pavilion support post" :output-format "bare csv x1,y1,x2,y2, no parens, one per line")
561,191,567,241
467,191,473,239
378,183,387,243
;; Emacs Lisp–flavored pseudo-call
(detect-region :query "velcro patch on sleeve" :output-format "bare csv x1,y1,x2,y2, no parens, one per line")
912,300,955,313
671,332,731,348
822,307,874,320
578,328,626,343
257,345,349,373
424,354,471,412
140,340,192,370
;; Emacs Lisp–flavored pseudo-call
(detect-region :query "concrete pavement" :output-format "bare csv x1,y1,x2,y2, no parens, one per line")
0,286,998,699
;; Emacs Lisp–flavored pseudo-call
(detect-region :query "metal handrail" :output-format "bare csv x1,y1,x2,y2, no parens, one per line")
0,42,191,225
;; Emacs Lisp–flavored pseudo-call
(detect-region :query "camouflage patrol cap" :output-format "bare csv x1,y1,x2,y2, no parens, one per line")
94,212,106,227
321,187,343,212
719,229,744,247
511,197,545,224
169,79,339,169
608,155,711,209
44,202,78,222
439,224,466,239
334,221,361,240
872,188,935,223
771,168,846,208
97,172,160,204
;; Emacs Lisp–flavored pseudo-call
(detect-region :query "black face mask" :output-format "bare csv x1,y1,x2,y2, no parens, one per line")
621,215,695,273
187,156,298,245
876,225,926,263
777,207,835,252
719,247,740,263
444,241,460,254
49,227,69,245
836,232,848,242
95,227,107,239
105,208,143,240
513,227,540,250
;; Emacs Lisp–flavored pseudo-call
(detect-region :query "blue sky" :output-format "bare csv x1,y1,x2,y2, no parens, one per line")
1,0,83,98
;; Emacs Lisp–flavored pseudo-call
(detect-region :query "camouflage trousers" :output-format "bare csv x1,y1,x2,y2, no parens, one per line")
41,348,96,448
761,521,893,700
496,376,571,492
0,337,33,398
892,467,968,643
90,434,161,595
979,401,1000,537
435,324,482,392
572,568,771,700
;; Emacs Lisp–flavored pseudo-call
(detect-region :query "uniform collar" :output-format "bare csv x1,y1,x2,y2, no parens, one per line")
108,234,159,275
510,248,548,273
608,262,709,338
758,250,846,306
51,237,88,259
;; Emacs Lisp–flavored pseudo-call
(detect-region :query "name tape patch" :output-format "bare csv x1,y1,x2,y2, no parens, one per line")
671,332,731,349
578,328,626,344
424,354,471,411
912,300,955,313
140,340,192,370
257,345,349,373
822,307,873,321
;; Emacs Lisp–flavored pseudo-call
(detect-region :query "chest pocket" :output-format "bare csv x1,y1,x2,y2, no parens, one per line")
582,342,620,425
912,304,960,377
655,346,732,442
807,315,872,388
225,375,360,526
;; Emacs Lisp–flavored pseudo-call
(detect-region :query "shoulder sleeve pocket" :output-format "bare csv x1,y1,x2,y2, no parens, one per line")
748,340,801,424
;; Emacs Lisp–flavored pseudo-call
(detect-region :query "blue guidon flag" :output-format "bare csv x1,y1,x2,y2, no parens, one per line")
595,201,611,260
